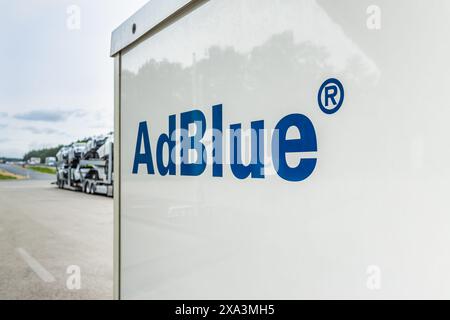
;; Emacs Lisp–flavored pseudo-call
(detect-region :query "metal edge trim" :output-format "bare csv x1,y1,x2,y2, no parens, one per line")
113,54,121,300
110,0,197,57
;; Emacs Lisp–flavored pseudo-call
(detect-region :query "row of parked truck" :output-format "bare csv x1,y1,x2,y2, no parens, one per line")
55,133,114,197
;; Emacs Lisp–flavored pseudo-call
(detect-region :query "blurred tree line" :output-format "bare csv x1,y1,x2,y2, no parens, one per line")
23,146,63,162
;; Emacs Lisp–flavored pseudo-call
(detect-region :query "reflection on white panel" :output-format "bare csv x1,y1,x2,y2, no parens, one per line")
120,0,450,299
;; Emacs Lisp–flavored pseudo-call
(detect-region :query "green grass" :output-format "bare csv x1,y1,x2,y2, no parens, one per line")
28,166,57,175
0,173,16,180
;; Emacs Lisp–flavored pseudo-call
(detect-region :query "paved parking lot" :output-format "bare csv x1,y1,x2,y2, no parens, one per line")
0,179,113,300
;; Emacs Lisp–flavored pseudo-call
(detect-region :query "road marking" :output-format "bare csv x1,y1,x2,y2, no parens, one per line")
16,248,56,283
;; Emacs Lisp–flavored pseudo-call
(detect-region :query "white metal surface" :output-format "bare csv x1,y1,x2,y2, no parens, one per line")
116,0,450,299
110,0,199,57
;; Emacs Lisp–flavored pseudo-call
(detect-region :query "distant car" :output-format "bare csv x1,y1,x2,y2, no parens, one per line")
84,135,108,159
68,143,87,162
97,134,114,160
56,146,70,163
45,157,57,167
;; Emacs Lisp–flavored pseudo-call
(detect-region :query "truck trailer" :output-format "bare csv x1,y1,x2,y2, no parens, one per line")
56,134,114,197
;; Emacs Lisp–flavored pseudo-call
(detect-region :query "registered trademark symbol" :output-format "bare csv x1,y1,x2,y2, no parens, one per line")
318,78,345,115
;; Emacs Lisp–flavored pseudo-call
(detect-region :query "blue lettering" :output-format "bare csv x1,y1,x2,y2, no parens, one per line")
132,106,319,182
230,121,265,179
180,110,207,176
156,115,176,176
273,114,317,182
132,121,155,175
212,104,223,177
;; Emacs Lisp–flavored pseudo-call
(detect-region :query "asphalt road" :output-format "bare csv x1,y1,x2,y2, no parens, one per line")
0,164,54,181
0,179,113,300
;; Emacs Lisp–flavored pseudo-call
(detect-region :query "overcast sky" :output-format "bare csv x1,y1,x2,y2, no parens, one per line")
0,0,148,158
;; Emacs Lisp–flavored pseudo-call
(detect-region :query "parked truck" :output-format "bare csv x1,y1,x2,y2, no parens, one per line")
45,157,57,167
56,133,114,197
28,157,41,165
